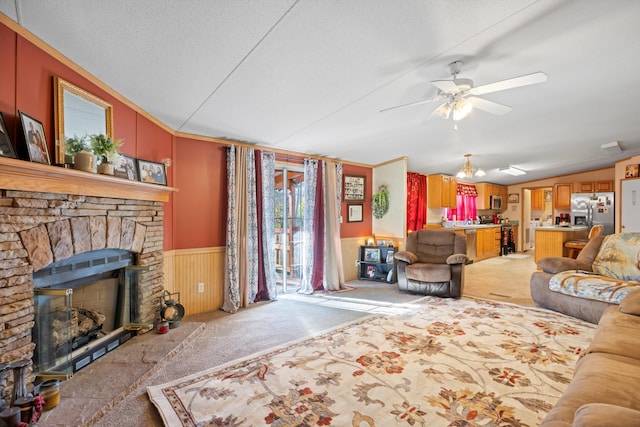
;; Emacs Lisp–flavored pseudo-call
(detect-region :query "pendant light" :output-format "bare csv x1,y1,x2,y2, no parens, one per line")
456,154,485,179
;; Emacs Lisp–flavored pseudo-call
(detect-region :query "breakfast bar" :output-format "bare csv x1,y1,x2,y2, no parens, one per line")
534,226,589,263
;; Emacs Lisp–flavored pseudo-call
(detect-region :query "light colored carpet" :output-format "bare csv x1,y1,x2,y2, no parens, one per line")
148,297,595,427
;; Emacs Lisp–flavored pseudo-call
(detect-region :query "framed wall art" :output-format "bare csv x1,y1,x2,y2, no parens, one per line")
137,159,167,185
343,175,365,201
114,154,139,181
625,164,639,178
508,193,520,203
0,112,18,159
347,203,363,222
363,247,380,262
19,111,51,164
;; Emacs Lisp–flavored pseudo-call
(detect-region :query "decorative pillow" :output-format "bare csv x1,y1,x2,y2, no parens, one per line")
620,289,640,316
592,233,640,280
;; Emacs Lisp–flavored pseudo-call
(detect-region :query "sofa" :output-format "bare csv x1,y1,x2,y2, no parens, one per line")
530,233,640,324
540,290,640,426
394,229,468,298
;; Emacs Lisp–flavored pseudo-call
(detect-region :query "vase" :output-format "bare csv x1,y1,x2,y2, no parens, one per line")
97,163,115,175
73,150,97,173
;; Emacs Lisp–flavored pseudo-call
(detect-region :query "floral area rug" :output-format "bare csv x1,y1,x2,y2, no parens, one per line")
147,297,595,427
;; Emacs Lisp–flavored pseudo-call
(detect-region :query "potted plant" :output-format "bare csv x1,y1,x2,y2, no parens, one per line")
372,185,390,219
65,134,96,172
89,134,124,175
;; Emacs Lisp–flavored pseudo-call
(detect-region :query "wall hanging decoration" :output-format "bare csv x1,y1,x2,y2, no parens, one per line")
372,185,389,219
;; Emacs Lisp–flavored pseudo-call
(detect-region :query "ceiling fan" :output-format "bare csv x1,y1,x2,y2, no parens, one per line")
381,61,547,121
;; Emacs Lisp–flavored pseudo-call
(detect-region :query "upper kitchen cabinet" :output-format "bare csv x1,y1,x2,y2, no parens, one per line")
574,180,614,193
427,174,457,208
554,183,572,209
476,183,507,209
531,189,545,210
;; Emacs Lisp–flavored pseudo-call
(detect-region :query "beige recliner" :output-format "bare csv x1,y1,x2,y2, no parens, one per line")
394,229,469,298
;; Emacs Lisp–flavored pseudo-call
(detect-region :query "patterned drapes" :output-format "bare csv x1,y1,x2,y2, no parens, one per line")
299,159,344,294
406,172,427,233
222,146,277,313
457,183,478,196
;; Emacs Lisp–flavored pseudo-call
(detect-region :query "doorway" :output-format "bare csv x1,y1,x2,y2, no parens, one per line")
274,166,304,292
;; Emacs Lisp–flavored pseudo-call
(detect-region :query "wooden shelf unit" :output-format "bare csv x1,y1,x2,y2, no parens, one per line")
358,245,397,282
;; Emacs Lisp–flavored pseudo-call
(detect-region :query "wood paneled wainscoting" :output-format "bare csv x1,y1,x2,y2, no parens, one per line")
163,247,225,315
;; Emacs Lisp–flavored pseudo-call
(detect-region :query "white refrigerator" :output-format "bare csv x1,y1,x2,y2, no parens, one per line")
570,192,614,235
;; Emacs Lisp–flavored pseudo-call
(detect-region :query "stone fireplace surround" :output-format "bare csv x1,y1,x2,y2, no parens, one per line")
0,159,173,408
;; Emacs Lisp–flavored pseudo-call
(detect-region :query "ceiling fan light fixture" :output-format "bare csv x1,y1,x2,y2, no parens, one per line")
452,99,473,121
436,103,452,119
499,166,526,176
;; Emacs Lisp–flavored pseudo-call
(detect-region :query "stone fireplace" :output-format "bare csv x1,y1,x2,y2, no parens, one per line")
0,159,173,409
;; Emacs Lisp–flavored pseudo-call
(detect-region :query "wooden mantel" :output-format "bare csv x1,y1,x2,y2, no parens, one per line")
0,157,177,202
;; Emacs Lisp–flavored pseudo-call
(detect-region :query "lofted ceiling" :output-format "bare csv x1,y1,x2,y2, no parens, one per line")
2,0,640,185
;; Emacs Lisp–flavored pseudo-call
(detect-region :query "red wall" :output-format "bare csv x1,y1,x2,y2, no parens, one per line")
1,18,373,251
340,164,373,238
173,136,226,249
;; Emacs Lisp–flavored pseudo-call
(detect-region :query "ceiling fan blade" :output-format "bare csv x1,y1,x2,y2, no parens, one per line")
380,96,439,113
467,72,547,96
467,96,512,115
430,79,460,93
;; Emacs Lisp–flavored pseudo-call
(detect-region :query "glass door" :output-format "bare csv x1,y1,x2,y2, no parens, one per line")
274,166,304,292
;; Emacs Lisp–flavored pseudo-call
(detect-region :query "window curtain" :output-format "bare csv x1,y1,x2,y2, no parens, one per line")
406,172,427,233
222,146,277,313
447,183,478,221
299,159,345,294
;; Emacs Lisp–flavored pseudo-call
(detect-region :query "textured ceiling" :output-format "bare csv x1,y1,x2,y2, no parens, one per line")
2,0,640,184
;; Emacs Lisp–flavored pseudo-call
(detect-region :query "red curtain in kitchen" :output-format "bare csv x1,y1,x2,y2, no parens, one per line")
406,172,427,233
447,183,478,221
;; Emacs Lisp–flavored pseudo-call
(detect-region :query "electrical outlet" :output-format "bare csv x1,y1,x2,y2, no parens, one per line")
198,282,205,293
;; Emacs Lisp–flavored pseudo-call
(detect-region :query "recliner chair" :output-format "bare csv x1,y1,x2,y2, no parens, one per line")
394,229,469,298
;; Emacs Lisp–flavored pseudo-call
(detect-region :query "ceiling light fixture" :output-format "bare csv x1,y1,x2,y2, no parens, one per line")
600,141,622,155
456,154,485,179
452,98,473,121
435,102,452,119
499,166,527,176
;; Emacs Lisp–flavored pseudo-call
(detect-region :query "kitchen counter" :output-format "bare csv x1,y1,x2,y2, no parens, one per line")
535,225,588,231
534,226,589,263
448,224,502,230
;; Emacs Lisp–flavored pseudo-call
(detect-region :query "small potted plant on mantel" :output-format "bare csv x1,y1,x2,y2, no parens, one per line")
89,134,124,175
65,134,96,172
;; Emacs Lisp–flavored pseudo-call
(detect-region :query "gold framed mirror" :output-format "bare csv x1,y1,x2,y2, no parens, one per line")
54,76,114,165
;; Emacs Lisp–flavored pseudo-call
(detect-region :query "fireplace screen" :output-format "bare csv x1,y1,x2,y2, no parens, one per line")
32,250,149,377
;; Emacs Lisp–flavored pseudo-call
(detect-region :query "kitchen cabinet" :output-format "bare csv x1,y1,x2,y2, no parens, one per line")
534,227,588,263
554,183,572,209
475,227,501,260
476,183,507,210
427,174,457,208
574,180,614,193
531,189,545,210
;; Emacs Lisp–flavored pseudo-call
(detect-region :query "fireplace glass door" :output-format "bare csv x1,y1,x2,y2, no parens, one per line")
32,249,149,377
